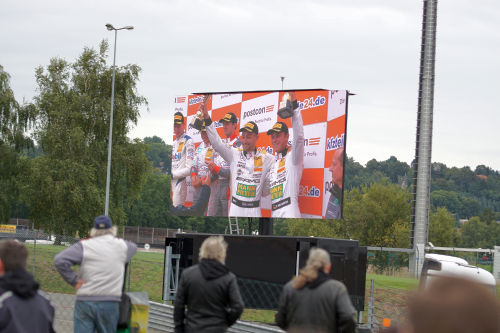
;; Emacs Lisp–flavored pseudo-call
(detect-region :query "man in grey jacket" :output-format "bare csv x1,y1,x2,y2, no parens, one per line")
54,215,137,333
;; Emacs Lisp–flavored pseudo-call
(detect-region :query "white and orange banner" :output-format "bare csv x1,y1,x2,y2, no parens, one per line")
172,89,348,219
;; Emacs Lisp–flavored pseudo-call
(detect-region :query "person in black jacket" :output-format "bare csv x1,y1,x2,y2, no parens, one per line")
276,247,356,333
174,236,244,333
0,239,55,333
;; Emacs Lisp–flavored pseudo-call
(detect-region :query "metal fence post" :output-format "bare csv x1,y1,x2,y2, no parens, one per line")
494,246,500,280
368,279,375,329
163,246,172,304
32,230,38,277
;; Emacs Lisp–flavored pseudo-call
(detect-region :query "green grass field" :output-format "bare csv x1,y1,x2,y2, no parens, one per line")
25,244,499,325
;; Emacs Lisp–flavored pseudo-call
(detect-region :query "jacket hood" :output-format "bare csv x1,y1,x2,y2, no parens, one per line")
199,259,229,280
307,270,332,289
0,269,39,298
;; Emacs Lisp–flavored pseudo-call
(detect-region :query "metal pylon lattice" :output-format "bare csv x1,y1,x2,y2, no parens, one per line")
228,216,240,235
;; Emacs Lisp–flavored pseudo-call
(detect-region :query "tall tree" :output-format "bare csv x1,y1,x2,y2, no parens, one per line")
25,41,149,235
126,171,183,228
143,136,172,173
340,181,411,247
0,65,33,222
428,207,456,247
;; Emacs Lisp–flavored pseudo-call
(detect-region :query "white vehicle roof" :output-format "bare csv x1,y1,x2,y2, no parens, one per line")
425,253,469,265
423,254,496,287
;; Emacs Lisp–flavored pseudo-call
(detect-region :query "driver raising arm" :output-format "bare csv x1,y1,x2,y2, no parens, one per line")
200,97,273,217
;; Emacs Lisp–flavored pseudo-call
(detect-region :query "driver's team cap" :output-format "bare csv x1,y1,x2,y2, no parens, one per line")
239,121,259,134
219,112,238,124
266,122,289,135
174,112,184,124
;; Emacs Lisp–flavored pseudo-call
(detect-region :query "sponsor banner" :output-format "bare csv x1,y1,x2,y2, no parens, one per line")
303,122,326,169
187,94,212,116
240,92,278,133
0,225,16,233
174,95,188,115
298,168,324,216
256,133,273,155
261,208,271,218
327,90,347,121
211,103,241,139
212,93,242,109
278,91,328,126
324,115,346,168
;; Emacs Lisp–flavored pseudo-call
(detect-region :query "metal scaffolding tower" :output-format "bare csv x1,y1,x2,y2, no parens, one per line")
409,0,438,277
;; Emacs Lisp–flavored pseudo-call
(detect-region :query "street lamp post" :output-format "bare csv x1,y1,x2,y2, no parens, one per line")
104,23,134,216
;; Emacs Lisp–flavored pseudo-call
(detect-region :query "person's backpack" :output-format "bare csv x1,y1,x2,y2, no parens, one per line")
117,292,132,329
117,263,131,329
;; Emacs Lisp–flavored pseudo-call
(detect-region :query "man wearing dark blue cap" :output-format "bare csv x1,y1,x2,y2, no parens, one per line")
54,215,137,333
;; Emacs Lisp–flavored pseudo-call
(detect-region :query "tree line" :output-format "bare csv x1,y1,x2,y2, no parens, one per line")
1,41,498,248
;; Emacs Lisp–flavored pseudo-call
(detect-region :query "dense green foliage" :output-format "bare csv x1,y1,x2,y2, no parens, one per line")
345,156,500,220
1,42,150,234
0,65,33,222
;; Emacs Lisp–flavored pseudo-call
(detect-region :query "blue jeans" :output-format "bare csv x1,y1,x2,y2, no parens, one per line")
74,301,119,333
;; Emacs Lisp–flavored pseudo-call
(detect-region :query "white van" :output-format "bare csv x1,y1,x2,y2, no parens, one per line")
420,253,497,293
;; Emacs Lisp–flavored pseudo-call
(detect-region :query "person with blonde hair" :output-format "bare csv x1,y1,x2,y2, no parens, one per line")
174,236,244,333
276,248,356,333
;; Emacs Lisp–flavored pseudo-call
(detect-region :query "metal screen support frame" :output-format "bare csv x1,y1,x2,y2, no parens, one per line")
163,246,181,304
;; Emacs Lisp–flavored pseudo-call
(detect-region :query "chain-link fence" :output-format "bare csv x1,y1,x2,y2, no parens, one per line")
0,228,164,333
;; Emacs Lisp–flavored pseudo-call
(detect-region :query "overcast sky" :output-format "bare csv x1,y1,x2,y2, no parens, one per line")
1,0,499,170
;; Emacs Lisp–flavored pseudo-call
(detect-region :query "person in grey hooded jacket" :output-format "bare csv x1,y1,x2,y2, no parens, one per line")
276,248,356,333
174,236,244,333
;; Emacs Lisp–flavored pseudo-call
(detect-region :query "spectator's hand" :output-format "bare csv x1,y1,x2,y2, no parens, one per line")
201,176,211,186
74,280,85,291
191,174,202,188
206,161,217,174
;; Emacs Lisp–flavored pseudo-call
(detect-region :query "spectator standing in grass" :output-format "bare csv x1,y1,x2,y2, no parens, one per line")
54,215,137,333
174,235,244,333
276,247,356,333
0,239,55,333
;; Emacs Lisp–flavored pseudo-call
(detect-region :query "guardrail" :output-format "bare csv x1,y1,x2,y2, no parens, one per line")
148,302,284,333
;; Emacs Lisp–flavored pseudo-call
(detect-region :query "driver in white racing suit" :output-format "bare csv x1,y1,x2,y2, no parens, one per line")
190,122,220,216
265,93,304,218
171,112,195,207
200,100,273,217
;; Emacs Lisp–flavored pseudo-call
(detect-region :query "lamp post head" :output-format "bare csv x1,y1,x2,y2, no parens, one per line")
123,26,134,30
105,23,115,31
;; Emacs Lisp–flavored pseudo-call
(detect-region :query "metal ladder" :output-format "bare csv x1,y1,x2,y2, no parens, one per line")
228,216,240,235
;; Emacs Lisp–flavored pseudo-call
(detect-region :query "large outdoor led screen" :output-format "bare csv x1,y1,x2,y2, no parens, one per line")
170,90,348,219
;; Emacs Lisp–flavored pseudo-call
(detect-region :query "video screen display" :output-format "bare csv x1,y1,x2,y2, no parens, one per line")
170,90,347,219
